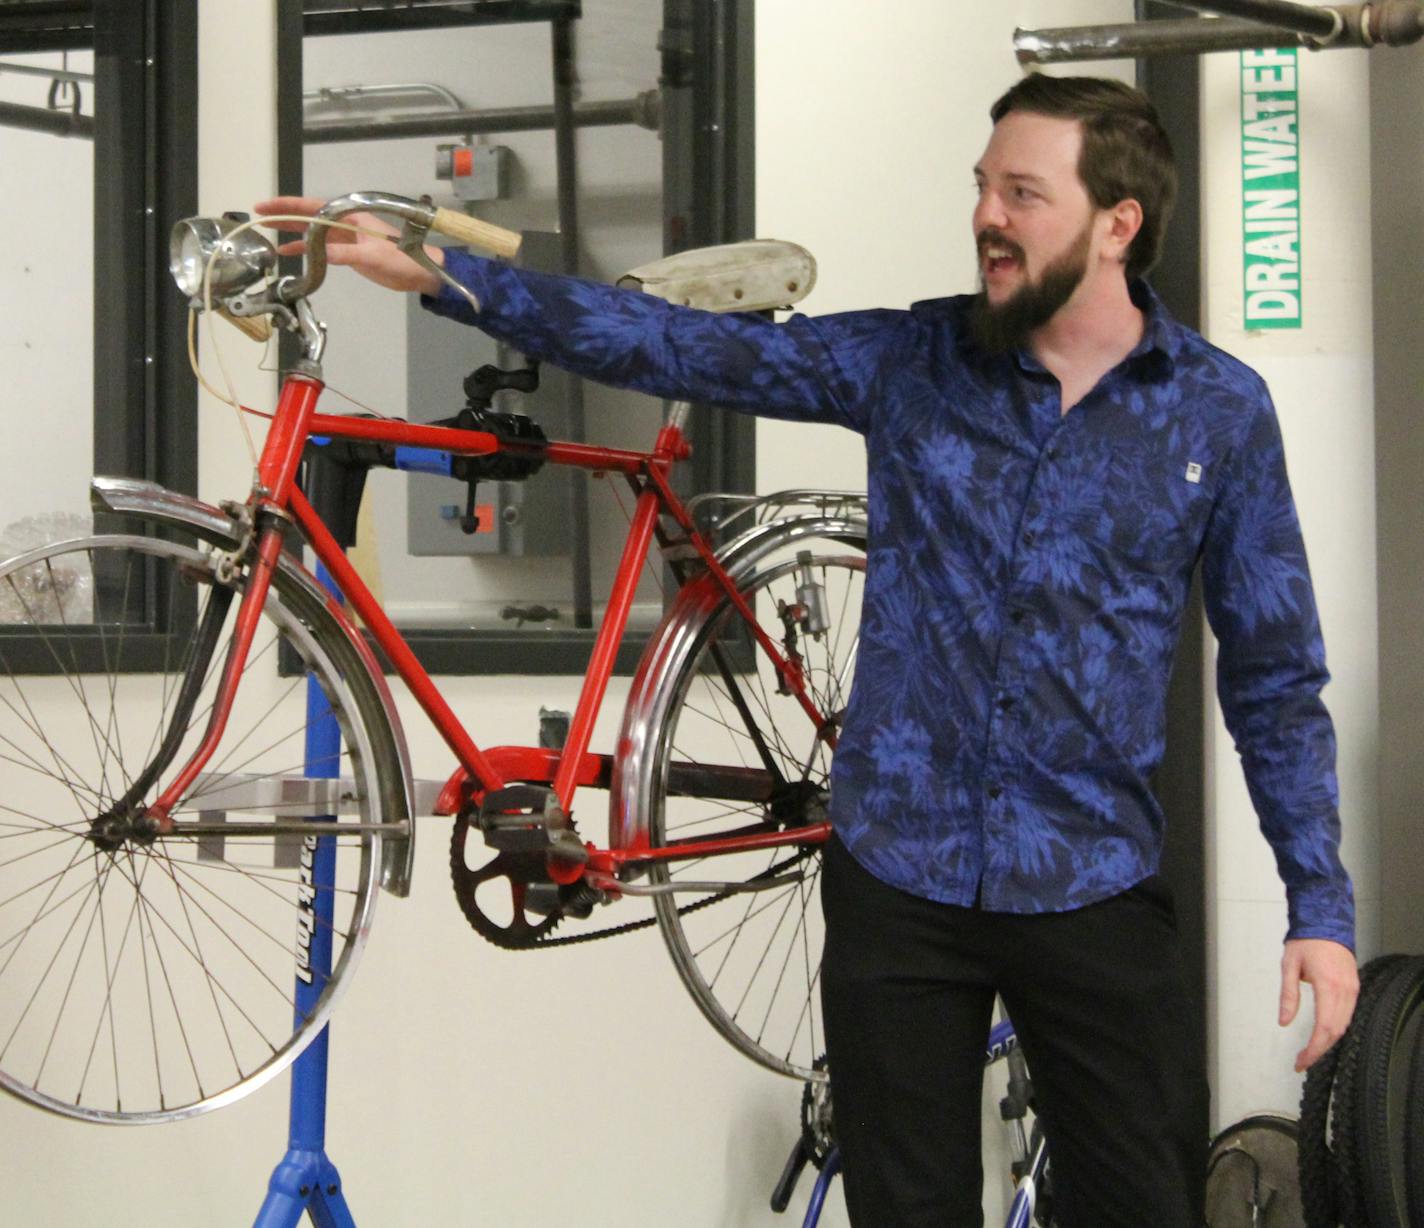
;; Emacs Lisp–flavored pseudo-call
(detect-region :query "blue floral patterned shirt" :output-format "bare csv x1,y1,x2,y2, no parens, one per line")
425,249,1354,948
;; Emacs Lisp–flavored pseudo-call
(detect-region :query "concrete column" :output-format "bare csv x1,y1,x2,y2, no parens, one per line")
1199,43,1380,1128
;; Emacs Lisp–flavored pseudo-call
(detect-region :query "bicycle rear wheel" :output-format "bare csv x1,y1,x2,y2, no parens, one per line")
0,534,396,1123
642,548,864,1081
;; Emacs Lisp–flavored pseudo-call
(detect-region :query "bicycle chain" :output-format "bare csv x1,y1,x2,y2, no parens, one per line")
449,808,813,951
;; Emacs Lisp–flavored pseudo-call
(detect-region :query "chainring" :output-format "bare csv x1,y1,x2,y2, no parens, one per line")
448,808,567,949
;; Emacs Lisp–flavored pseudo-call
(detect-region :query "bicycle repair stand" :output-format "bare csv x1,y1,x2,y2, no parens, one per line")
252,563,358,1228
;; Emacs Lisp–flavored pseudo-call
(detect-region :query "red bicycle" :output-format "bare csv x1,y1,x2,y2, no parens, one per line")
0,192,865,1124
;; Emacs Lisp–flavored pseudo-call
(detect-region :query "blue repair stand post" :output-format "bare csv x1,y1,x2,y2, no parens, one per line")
252,563,357,1228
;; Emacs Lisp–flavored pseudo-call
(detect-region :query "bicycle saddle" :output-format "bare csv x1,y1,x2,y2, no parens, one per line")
618,239,816,313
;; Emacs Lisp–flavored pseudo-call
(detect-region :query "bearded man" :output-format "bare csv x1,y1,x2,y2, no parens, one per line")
260,73,1358,1228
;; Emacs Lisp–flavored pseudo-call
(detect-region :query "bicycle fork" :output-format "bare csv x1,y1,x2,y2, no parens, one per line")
142,374,327,836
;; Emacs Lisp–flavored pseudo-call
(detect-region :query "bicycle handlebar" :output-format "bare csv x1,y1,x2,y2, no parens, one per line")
279,190,523,304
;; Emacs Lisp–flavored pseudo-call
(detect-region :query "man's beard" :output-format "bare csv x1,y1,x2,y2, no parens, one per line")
970,219,1093,357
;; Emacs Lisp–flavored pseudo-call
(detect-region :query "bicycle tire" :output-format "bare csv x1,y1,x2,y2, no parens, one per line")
1331,954,1410,1228
1348,955,1424,1228
1300,954,1404,1228
1405,998,1424,1228
0,533,403,1122
641,546,865,1081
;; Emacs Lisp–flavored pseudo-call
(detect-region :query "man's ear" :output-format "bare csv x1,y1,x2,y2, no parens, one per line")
1103,198,1144,265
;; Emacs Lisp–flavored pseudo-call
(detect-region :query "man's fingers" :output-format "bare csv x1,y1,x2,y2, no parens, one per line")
1296,1022,1333,1072
254,196,326,217
1282,939,1360,1073
1279,954,1301,1026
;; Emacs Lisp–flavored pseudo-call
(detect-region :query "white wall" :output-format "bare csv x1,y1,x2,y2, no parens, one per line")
1198,43,1381,1128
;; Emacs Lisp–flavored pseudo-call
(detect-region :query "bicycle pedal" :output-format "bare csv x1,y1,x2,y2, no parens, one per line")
476,785,584,859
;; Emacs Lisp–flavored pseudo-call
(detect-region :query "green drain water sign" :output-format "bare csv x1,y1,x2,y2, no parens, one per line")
1240,47,1301,329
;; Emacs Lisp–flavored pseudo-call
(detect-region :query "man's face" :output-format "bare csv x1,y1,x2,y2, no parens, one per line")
970,111,1102,351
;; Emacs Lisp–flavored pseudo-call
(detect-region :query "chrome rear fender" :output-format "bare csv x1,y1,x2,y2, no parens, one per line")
89,476,417,896
610,506,868,856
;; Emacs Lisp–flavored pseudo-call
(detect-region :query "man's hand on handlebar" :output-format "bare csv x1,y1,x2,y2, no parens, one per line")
254,197,445,297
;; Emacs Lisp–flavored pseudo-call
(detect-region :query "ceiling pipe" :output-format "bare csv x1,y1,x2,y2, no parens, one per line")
303,91,660,144
1016,18,1309,62
1016,2,1424,62
0,98,92,138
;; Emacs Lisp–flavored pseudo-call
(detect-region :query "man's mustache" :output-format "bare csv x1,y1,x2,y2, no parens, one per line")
976,229,1024,262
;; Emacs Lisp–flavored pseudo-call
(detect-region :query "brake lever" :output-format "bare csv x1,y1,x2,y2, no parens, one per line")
396,217,483,314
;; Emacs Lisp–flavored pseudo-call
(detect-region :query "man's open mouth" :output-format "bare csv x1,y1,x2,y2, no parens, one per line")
982,243,1022,275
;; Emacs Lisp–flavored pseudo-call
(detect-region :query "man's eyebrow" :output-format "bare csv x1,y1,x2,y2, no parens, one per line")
972,165,1051,188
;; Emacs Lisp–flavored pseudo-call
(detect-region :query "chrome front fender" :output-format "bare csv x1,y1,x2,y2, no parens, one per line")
609,501,868,855
89,476,417,897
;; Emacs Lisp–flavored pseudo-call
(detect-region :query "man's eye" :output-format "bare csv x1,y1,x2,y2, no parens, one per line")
1012,187,1037,203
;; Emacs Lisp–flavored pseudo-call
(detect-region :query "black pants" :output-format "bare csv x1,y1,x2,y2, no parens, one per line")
820,834,1208,1228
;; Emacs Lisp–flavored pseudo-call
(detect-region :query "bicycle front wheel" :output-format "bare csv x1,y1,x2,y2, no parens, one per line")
642,548,864,1081
0,534,396,1123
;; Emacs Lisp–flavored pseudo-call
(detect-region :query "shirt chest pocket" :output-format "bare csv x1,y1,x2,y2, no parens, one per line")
1079,456,1216,577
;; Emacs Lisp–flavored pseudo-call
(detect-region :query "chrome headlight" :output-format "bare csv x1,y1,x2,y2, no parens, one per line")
169,215,277,300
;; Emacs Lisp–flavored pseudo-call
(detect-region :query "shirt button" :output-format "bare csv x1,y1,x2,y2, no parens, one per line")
1046,447,1058,460
1010,609,1026,624
987,785,1003,800
1022,530,1035,546
997,697,1016,712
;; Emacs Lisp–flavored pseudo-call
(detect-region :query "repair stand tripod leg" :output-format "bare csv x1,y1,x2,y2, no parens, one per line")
252,565,358,1228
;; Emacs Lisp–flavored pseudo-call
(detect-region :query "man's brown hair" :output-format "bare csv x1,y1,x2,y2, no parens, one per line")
990,75,1176,280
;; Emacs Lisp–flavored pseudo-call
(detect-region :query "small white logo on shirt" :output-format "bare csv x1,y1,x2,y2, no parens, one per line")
1185,462,1202,484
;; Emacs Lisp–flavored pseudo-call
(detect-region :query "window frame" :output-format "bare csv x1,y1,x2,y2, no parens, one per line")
0,0,198,673
276,0,755,677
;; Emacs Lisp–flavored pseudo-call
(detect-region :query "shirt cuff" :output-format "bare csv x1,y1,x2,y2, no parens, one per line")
1285,879,1356,951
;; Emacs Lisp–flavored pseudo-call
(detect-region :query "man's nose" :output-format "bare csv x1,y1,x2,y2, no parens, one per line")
973,189,1007,235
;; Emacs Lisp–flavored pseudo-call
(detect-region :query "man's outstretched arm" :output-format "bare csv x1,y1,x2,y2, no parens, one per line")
255,195,908,433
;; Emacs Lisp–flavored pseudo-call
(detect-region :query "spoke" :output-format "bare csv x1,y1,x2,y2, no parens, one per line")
0,856,107,1067
105,850,281,1066
152,843,303,1016
755,864,816,1045
127,846,168,1110
5,574,124,810
735,872,802,1031
0,815,94,838
46,557,123,811
0,828,91,874
0,742,108,809
74,852,143,1107
130,846,206,1107
692,865,797,966
784,864,824,1064
122,840,359,900
165,853,342,958
0,837,95,967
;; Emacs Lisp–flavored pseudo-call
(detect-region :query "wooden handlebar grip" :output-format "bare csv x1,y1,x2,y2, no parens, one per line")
217,309,272,343
431,207,522,259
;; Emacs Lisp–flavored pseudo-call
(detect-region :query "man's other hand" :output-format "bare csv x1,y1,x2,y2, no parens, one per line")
1280,938,1359,1072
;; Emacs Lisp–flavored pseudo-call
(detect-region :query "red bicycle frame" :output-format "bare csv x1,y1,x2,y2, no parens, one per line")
147,369,834,877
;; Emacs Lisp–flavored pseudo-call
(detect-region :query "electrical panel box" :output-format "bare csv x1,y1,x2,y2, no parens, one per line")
405,229,573,558
435,143,512,202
